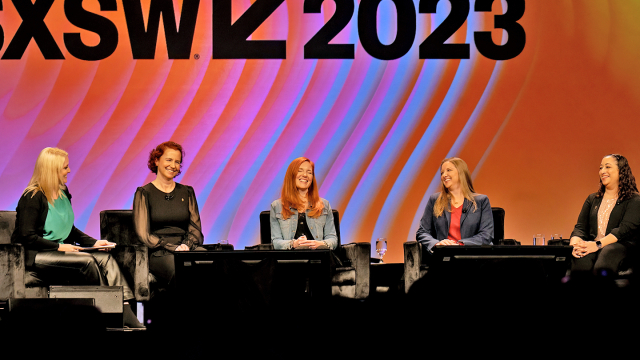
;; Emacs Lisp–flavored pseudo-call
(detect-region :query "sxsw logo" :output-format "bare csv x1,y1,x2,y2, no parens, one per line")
0,0,285,60
0,0,525,61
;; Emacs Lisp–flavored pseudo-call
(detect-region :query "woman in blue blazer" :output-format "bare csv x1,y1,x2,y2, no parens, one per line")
416,157,494,252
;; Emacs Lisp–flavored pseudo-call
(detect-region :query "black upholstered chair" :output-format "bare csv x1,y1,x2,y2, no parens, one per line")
259,209,371,299
99,210,152,302
0,211,48,300
99,209,235,302
403,207,507,293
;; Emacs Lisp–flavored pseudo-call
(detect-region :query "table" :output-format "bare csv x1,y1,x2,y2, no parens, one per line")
429,245,574,282
174,250,334,306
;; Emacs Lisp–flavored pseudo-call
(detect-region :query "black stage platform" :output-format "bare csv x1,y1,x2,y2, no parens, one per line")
2,246,640,355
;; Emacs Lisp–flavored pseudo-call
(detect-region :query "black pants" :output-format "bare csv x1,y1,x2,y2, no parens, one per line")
571,242,629,275
33,251,135,300
149,247,208,291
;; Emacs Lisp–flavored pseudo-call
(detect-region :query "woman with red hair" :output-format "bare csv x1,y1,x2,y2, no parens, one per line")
133,141,204,292
270,157,337,250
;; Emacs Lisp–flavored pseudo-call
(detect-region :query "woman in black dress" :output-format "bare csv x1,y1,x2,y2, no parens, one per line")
133,141,204,292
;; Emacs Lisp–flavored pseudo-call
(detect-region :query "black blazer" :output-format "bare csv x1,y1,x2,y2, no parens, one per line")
11,187,95,266
570,192,640,244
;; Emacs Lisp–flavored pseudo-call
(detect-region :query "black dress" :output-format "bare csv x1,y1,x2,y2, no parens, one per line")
294,212,315,241
133,182,204,289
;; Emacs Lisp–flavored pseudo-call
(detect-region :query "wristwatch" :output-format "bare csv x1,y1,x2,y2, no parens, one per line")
595,240,603,249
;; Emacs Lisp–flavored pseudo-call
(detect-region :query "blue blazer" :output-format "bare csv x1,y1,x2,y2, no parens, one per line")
416,192,494,251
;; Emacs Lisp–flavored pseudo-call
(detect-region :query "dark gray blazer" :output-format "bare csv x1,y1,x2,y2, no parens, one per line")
416,192,494,251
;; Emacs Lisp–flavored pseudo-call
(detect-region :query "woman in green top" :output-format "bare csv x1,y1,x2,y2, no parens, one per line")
11,147,143,328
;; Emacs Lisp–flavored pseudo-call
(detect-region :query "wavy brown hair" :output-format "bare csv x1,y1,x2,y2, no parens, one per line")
280,157,324,219
596,154,638,201
148,141,185,176
434,157,478,217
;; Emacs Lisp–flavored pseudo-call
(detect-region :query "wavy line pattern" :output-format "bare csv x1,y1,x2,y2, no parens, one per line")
2,1,640,262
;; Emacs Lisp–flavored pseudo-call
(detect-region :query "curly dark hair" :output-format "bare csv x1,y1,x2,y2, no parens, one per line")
596,154,638,201
148,141,185,176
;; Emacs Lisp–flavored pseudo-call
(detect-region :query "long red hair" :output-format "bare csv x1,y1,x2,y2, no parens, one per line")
281,157,324,219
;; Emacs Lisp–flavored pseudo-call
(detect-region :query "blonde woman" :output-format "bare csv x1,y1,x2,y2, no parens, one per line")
416,157,494,252
11,147,143,328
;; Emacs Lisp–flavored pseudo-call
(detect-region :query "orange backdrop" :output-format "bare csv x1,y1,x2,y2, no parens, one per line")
1,1,639,263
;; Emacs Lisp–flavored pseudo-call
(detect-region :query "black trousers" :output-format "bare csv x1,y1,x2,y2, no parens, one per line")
33,251,135,300
149,251,177,290
571,242,630,275
149,247,208,291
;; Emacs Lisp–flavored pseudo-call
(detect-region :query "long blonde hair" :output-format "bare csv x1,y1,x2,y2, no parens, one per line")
433,157,478,217
24,147,69,205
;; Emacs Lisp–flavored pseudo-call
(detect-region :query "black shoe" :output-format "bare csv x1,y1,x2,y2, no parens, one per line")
123,303,146,329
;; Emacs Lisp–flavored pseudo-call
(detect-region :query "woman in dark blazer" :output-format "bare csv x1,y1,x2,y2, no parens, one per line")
416,157,494,252
12,147,143,328
570,154,640,274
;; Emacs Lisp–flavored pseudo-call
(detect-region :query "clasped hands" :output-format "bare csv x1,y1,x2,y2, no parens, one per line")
292,235,325,249
435,239,460,246
174,244,190,251
570,237,598,258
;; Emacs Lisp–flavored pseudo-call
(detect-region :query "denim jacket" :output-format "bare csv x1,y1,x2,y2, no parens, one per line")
270,198,338,250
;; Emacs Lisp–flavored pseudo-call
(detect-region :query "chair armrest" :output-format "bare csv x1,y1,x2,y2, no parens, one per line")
245,244,274,251
494,239,522,245
0,244,27,300
404,241,422,294
112,244,150,301
340,242,371,299
547,239,568,246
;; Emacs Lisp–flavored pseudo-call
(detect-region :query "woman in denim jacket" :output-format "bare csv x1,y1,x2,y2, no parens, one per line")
270,157,337,250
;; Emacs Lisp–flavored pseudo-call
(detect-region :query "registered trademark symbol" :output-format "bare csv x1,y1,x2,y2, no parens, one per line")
194,54,200,60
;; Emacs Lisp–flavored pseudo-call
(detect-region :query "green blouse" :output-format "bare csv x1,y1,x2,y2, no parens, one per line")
43,195,74,244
